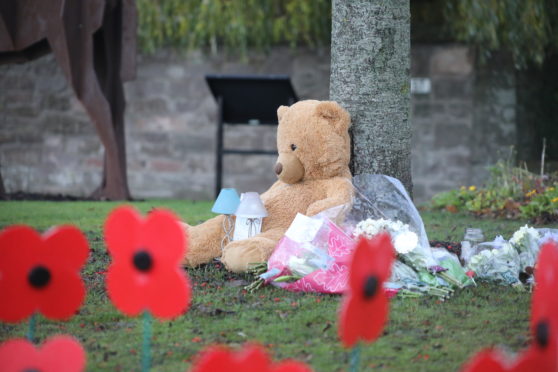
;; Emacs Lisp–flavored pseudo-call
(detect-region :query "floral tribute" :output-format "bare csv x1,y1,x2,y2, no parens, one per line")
0,225,89,322
104,206,191,319
461,239,558,372
353,218,418,255
338,233,395,348
190,344,312,372
0,335,86,372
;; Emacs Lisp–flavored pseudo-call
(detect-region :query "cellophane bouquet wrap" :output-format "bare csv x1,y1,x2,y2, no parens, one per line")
262,213,355,293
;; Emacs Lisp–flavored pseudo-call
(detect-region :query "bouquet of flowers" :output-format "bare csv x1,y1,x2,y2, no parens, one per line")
272,242,334,282
353,217,472,297
256,212,355,294
509,225,540,273
467,239,522,286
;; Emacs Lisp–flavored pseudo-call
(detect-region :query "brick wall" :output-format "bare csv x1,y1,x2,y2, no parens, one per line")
0,45,516,204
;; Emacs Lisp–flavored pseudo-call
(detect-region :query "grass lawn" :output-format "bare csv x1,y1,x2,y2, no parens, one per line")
1,200,557,371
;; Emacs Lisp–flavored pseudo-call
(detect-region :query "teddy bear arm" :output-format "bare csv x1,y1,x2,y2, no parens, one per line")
183,214,227,267
306,178,353,216
221,228,285,273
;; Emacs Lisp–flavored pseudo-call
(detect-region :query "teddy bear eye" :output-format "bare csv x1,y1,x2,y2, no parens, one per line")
290,144,297,151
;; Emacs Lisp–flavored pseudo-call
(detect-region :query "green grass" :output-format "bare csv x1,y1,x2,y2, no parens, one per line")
0,201,557,371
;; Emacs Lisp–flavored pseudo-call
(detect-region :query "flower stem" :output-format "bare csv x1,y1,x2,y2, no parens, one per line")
27,313,36,342
349,343,361,372
142,311,153,372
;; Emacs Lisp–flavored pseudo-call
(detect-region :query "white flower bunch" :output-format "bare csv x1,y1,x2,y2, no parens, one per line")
510,225,540,250
468,242,521,285
509,224,541,270
354,218,418,254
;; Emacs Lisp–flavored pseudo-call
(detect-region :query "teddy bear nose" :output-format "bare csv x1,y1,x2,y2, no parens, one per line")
274,162,283,175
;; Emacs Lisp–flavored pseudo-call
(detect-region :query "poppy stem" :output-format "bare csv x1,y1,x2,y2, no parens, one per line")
349,343,361,372
142,311,152,372
27,313,36,342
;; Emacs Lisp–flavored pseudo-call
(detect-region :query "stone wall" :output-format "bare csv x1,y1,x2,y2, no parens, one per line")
410,45,475,198
0,45,516,204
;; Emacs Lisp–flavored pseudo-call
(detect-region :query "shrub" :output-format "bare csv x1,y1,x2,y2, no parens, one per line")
431,160,558,222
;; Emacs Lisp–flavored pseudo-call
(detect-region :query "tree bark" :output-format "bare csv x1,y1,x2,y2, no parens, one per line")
330,0,413,194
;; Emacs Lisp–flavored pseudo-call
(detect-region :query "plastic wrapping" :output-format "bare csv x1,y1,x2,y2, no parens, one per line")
467,240,521,285
345,174,437,268
262,174,452,295
264,213,355,293
461,236,507,266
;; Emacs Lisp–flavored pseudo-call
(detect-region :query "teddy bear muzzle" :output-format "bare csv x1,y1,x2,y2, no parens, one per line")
275,153,305,184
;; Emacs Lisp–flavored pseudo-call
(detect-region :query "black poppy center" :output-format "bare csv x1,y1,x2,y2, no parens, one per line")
133,250,153,272
363,275,379,299
28,266,51,289
535,320,549,348
23,368,41,372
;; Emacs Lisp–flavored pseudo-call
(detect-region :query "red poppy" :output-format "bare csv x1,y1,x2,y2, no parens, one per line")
0,225,89,322
0,335,86,372
104,206,191,319
461,239,558,372
524,239,558,371
190,344,312,372
338,233,395,348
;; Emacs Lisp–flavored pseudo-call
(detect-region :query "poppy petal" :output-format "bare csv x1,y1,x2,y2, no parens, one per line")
0,338,38,371
0,266,36,322
271,360,314,372
42,226,89,270
460,349,509,372
360,294,389,342
145,269,191,319
511,345,556,372
140,209,186,264
235,345,272,372
106,263,146,317
0,336,85,372
0,227,43,322
190,347,238,372
37,268,86,320
105,206,142,261
40,336,86,372
338,294,388,348
0,226,42,269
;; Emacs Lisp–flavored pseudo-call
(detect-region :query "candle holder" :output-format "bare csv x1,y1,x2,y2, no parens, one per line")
234,192,268,240
211,188,241,250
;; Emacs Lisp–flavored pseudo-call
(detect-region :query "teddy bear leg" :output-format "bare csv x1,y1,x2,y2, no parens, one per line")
182,215,227,267
221,228,285,272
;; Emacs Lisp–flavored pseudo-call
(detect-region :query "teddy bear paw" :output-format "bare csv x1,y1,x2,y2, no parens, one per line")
221,238,272,273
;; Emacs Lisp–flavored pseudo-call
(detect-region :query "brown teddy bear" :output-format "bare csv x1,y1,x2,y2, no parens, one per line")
183,100,353,272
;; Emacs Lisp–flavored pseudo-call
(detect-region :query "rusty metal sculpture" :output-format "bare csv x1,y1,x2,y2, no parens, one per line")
0,0,136,200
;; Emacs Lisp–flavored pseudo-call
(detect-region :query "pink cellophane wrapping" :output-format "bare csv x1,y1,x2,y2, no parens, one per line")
266,217,356,294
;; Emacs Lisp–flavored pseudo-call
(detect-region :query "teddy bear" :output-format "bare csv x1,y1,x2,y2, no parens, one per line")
183,100,354,272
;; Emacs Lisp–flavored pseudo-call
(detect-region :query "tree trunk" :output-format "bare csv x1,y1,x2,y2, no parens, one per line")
330,0,413,194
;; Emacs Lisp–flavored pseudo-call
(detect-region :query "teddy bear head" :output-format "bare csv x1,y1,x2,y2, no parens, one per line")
274,100,351,184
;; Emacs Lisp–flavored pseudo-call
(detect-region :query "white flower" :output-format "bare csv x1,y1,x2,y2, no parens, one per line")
394,231,419,254
354,218,418,254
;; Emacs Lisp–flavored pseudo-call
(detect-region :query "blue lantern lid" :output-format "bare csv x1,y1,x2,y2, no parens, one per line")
212,188,241,214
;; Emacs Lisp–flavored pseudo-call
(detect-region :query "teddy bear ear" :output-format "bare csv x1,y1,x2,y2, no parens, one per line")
277,105,289,122
315,101,351,134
